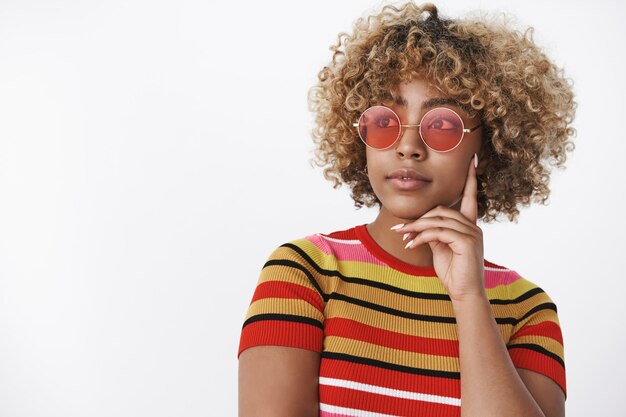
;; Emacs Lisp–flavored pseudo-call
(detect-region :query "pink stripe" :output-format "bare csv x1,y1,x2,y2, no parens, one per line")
484,268,521,288
305,234,388,266
305,234,522,289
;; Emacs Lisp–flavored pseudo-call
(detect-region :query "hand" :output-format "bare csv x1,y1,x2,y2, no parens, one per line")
392,154,485,302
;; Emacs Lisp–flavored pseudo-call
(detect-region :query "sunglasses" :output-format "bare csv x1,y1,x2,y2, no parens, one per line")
352,105,482,152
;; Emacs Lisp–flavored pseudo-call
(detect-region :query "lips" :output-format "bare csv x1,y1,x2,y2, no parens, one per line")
387,168,432,182
386,168,431,192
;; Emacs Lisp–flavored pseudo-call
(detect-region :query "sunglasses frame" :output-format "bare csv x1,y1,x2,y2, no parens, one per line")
352,105,482,153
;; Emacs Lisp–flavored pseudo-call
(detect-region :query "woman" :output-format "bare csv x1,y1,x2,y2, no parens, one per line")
238,2,576,416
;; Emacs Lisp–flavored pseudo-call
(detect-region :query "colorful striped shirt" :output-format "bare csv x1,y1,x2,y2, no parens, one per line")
238,224,566,416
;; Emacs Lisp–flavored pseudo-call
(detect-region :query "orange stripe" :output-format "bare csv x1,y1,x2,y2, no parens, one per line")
251,281,324,312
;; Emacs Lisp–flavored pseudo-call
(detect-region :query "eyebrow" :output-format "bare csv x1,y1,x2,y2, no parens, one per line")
394,95,463,111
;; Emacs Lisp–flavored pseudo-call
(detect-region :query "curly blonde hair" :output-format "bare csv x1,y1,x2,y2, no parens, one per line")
307,1,577,223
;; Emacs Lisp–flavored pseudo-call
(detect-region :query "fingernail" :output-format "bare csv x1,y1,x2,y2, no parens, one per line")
474,153,478,168
404,239,414,249
390,223,404,230
402,232,411,241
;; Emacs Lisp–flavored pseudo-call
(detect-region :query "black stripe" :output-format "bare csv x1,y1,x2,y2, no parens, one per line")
322,351,460,379
516,303,557,325
263,259,325,300
508,343,565,368
490,287,545,305
242,313,324,329
280,243,451,301
265,252,519,326
280,243,543,308
330,292,520,325
328,292,457,324
269,243,543,326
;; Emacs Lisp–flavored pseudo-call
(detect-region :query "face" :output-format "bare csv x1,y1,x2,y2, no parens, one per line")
365,78,484,221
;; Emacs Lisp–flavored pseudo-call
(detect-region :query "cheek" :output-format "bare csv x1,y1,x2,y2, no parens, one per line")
364,151,390,193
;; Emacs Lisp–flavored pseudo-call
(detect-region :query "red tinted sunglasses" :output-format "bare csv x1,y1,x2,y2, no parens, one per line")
353,105,482,152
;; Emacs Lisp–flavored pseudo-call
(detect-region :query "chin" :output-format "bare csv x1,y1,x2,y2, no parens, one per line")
382,199,429,221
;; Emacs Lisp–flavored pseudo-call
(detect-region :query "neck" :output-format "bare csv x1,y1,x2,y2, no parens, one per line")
366,206,434,268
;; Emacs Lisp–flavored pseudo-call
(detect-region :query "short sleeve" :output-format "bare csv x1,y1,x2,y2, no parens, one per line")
506,279,567,399
237,241,326,359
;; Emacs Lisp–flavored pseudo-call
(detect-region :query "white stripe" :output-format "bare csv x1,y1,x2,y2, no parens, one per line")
319,376,461,407
319,402,400,417
484,265,511,272
318,234,362,245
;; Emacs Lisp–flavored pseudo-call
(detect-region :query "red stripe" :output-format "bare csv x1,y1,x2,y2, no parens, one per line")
325,317,459,356
238,320,323,358
508,347,567,398
324,227,358,240
484,259,506,269
511,321,563,344
250,281,324,312
320,384,459,417
320,357,460,398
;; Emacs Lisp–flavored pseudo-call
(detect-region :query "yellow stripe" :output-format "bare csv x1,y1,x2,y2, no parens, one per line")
335,283,516,319
507,277,544,297
257,263,317,286
325,336,460,372
509,334,564,357
283,240,531,302
512,293,557,320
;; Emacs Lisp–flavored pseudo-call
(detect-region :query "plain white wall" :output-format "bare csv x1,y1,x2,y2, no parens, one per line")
0,0,623,415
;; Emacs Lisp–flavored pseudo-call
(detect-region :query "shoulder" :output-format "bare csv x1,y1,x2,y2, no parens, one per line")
484,260,561,338
266,224,361,265
483,260,554,301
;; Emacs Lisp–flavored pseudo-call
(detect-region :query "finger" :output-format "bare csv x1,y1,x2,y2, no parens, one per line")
392,205,475,232
397,216,476,237
459,153,478,224
405,227,474,252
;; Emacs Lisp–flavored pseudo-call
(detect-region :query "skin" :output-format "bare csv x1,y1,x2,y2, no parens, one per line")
238,78,565,417
239,346,320,417
365,79,487,271
379,79,565,416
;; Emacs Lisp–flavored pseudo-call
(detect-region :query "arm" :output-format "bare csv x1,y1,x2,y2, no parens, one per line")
452,293,565,417
238,345,320,417
517,368,565,417
393,159,565,415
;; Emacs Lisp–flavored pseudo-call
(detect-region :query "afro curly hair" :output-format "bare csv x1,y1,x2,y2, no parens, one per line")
307,1,577,223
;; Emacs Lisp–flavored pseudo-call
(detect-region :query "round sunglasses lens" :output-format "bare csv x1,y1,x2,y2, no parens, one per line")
358,106,400,149
420,108,464,152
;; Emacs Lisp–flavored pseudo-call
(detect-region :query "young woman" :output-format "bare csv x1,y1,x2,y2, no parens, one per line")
238,2,576,416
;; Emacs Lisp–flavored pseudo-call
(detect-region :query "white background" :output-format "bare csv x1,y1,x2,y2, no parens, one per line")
0,0,624,416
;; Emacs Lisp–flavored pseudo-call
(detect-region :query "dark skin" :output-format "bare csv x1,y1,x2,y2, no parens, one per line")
363,78,564,416
365,78,486,271
238,79,564,417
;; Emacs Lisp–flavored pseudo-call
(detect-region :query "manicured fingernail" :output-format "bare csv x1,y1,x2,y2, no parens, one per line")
473,153,478,168
404,239,414,249
403,233,411,241
390,223,404,230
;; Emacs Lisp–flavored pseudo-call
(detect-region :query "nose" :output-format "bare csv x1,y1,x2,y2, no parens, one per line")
395,125,428,159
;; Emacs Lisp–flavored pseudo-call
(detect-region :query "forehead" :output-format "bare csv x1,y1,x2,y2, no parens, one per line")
392,94,465,113
388,79,469,114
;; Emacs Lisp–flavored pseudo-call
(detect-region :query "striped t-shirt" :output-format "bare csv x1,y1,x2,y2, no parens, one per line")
238,224,566,416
